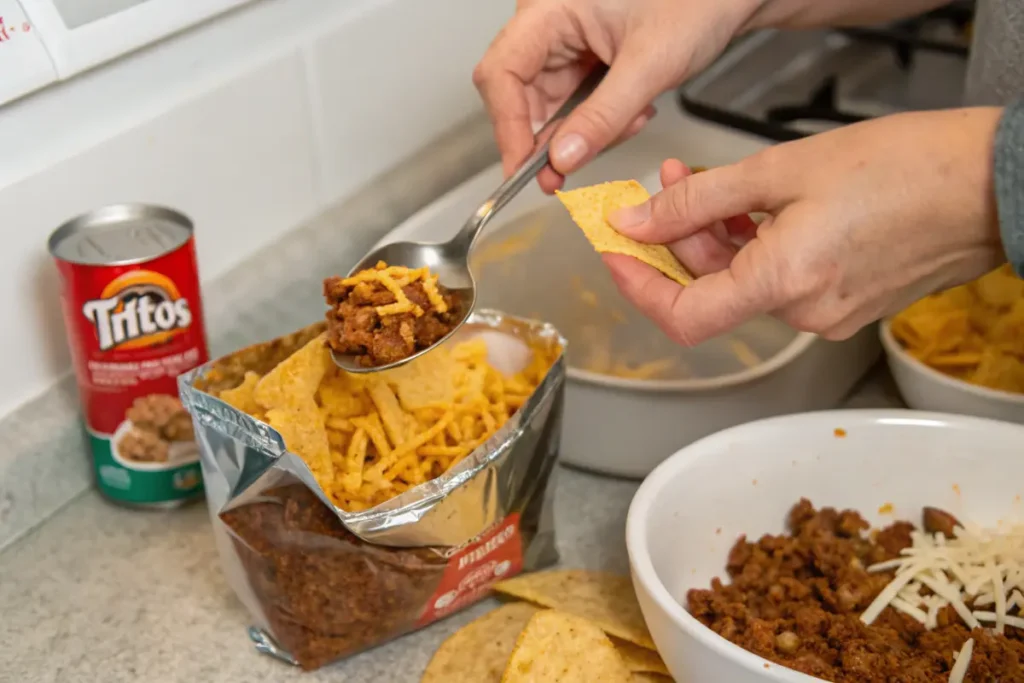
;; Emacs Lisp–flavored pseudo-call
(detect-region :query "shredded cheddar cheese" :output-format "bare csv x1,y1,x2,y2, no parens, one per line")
860,523,1024,681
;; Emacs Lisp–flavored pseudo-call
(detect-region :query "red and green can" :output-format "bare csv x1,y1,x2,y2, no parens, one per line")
48,204,209,508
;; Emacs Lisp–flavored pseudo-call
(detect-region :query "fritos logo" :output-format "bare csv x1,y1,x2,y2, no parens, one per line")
82,270,192,351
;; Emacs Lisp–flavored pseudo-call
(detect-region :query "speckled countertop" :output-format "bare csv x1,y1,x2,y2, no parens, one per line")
0,464,636,683
0,369,901,683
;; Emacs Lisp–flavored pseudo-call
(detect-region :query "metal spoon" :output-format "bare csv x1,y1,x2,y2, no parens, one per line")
330,63,608,373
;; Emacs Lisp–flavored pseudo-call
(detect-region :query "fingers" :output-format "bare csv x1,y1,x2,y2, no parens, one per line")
657,159,737,276
548,46,668,175
603,246,779,346
610,157,773,244
473,9,556,177
667,230,737,276
660,158,690,187
536,105,657,194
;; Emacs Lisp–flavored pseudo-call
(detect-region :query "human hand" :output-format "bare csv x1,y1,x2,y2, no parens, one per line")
472,0,763,193
603,108,1007,345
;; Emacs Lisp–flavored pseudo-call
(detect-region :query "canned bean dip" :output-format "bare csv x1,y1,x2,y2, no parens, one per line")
48,205,209,507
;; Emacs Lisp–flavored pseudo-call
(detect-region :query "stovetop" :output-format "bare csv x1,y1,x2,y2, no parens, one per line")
679,2,974,141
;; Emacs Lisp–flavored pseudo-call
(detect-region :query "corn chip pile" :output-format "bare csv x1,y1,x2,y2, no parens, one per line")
217,333,552,511
890,264,1024,394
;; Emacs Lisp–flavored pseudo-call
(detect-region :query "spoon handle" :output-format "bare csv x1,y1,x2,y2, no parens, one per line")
455,63,609,251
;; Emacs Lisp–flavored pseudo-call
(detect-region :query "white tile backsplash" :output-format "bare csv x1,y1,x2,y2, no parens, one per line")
0,0,515,419
307,0,513,205
0,50,319,419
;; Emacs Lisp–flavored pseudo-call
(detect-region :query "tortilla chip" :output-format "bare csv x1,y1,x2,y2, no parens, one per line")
266,402,333,485
501,610,633,683
381,347,458,410
493,570,655,650
630,675,673,682
317,367,368,418
556,180,692,287
612,638,669,676
218,371,261,414
422,603,539,682
254,333,331,411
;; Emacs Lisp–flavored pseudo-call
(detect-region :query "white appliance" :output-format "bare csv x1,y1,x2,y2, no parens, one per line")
0,0,256,106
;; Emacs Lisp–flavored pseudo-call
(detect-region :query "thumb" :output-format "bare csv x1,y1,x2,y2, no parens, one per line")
610,160,771,244
548,49,666,174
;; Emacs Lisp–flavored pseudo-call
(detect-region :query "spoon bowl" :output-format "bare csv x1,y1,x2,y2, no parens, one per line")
332,239,478,374
330,64,608,374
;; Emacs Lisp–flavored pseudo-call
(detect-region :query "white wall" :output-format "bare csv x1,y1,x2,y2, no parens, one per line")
0,0,513,419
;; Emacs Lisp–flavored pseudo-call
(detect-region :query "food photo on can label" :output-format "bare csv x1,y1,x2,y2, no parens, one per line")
5,2,1024,681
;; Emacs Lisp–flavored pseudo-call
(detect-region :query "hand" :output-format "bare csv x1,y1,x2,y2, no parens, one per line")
472,0,762,193
604,108,1006,345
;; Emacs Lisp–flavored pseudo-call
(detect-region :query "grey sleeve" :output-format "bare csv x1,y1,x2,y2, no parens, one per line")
994,99,1024,277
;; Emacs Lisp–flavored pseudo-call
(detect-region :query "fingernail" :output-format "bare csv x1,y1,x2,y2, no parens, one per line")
609,202,651,231
551,133,588,170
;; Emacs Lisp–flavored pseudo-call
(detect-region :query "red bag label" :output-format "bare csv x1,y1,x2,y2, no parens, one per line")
417,513,524,626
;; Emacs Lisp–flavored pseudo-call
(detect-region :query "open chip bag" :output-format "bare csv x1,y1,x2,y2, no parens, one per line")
178,311,566,670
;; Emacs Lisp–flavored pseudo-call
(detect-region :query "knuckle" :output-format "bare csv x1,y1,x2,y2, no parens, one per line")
667,325,701,348
471,63,487,90
820,325,855,342
574,102,619,140
782,309,826,334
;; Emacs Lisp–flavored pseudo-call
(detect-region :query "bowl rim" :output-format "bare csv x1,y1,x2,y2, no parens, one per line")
566,330,819,394
625,409,1024,682
879,318,1024,405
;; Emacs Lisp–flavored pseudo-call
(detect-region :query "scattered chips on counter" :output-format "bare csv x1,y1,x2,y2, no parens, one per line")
421,603,540,683
556,180,694,287
421,569,673,682
217,331,554,511
890,264,1024,394
501,610,635,682
493,570,656,649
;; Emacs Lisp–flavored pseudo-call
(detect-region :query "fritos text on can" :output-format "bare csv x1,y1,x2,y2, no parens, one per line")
48,204,210,508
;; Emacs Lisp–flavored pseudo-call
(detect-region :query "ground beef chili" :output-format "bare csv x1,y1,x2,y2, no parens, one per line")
323,266,462,367
687,499,1024,682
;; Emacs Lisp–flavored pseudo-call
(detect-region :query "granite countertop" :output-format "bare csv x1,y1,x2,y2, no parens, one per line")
0,465,638,683
0,368,902,683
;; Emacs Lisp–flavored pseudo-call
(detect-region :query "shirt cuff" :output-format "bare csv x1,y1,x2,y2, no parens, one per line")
994,98,1024,277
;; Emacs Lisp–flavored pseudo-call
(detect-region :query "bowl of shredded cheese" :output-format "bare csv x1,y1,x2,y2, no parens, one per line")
627,409,1024,683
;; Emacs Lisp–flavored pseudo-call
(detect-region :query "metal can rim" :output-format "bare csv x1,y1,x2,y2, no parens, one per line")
47,203,195,267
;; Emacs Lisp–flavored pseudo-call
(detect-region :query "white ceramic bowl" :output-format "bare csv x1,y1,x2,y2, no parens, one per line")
880,319,1024,424
626,410,1024,682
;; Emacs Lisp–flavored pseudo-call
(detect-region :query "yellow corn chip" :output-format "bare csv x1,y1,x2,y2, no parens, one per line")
501,610,633,683
556,180,692,287
891,263,1024,396
630,675,673,683
265,402,333,485
317,368,367,417
421,603,539,682
380,348,458,410
493,570,655,650
254,333,330,411
218,371,261,414
612,638,670,676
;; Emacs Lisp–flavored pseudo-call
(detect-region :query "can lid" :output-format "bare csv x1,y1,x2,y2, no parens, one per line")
48,204,194,266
